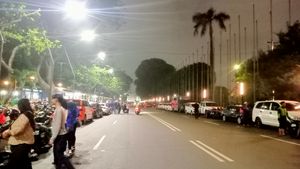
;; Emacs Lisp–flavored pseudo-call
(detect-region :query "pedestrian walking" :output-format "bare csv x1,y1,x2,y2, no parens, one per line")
277,101,291,136
2,98,35,169
50,94,75,169
66,102,79,157
192,103,200,119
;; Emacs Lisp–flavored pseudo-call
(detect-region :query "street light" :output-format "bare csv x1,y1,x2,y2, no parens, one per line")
203,89,207,100
3,80,9,86
97,51,106,61
64,0,88,21
80,30,97,42
29,76,35,81
57,83,63,87
186,91,190,97
233,64,241,70
108,68,114,74
240,82,245,104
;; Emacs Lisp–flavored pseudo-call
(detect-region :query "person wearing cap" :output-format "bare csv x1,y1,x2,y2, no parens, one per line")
50,94,75,169
277,101,291,136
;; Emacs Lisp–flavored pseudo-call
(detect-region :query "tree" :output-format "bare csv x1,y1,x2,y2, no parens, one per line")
0,2,60,103
236,21,300,102
135,58,175,99
75,65,131,97
193,8,230,99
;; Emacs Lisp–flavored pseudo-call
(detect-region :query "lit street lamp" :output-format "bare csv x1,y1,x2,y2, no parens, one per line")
80,30,97,42
3,80,9,86
29,76,35,81
64,0,88,21
203,89,207,100
186,91,190,97
233,64,241,71
239,82,245,104
108,68,114,74
97,51,106,61
57,83,63,87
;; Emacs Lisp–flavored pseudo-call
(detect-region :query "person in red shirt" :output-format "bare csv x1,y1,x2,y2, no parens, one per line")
0,109,6,125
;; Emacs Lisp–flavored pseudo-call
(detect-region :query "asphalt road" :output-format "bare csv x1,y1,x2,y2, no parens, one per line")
33,108,300,169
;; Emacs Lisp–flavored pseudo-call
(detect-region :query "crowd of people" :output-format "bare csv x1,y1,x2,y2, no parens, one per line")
1,94,78,169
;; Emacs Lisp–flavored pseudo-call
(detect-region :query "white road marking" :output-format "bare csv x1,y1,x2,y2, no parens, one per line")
113,120,118,125
260,135,300,146
190,140,225,162
196,140,234,162
148,114,181,132
204,121,220,126
93,135,106,150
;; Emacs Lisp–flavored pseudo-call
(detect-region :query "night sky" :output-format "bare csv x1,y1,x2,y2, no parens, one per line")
5,0,300,87
103,0,300,86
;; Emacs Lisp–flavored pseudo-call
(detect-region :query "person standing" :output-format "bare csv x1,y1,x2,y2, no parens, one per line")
66,102,79,157
277,101,290,136
50,94,75,169
2,99,35,169
192,103,200,119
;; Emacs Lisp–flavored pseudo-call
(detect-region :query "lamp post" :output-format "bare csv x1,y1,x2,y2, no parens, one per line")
272,90,275,100
64,0,88,21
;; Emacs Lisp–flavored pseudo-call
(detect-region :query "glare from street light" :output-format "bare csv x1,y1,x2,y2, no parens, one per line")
57,83,63,87
80,30,97,42
233,64,241,70
29,76,35,80
3,81,9,86
186,91,190,97
203,89,207,99
108,68,114,74
64,0,87,21
0,90,7,96
98,52,106,61
240,82,245,96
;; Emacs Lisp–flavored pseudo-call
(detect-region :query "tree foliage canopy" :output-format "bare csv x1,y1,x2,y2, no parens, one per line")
236,21,300,101
135,58,175,99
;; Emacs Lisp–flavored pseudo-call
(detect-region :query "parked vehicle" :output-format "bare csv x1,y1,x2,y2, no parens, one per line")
67,99,94,125
200,101,222,118
184,102,198,115
90,103,104,118
99,103,111,115
122,104,129,113
252,100,300,128
221,105,243,124
289,119,300,138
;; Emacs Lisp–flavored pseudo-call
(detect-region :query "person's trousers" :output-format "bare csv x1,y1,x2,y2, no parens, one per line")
8,144,32,169
67,123,77,150
53,135,75,169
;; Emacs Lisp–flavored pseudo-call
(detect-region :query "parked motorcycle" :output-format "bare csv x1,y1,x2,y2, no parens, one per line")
289,119,300,138
122,104,129,114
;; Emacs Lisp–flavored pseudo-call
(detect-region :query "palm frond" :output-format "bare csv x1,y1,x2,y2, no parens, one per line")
214,12,230,30
192,12,209,36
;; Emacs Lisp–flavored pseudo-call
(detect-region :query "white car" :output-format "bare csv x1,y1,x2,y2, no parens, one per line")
100,103,111,115
199,101,219,115
252,100,300,128
184,102,199,115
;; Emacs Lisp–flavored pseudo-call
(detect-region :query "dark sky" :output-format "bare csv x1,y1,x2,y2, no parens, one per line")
7,0,300,87
100,0,300,86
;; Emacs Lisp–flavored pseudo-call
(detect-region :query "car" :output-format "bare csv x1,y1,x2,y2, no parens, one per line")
67,99,94,125
221,105,243,124
200,101,222,118
90,103,104,118
99,103,111,115
184,102,199,115
252,100,300,128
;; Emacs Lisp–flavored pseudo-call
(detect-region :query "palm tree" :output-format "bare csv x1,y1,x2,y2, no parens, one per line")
193,8,230,99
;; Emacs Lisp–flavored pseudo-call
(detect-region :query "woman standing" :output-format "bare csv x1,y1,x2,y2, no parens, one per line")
50,94,75,169
2,98,35,169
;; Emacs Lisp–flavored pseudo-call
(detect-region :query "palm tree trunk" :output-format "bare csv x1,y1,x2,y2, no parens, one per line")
209,22,214,100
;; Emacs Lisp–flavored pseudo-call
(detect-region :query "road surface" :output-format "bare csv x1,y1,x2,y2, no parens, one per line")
33,108,300,169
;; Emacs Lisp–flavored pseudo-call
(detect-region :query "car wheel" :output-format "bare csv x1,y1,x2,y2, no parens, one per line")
205,111,209,118
255,118,262,128
222,115,226,122
237,117,242,125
